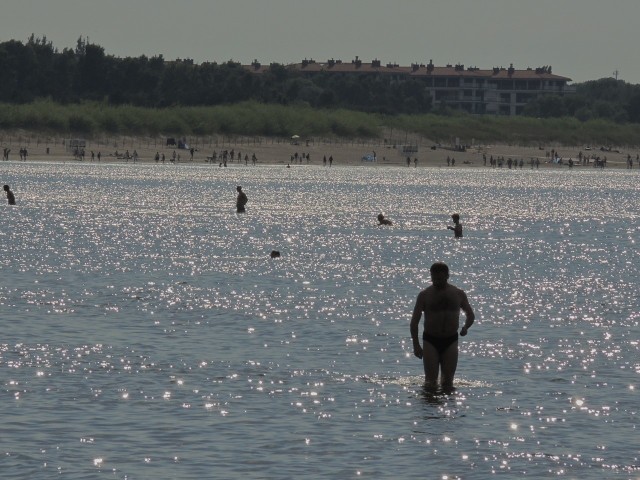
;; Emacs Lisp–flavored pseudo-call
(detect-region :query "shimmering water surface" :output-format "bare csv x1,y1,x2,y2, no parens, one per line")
1,162,638,479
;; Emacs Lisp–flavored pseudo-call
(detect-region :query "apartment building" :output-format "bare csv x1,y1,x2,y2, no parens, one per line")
247,58,574,116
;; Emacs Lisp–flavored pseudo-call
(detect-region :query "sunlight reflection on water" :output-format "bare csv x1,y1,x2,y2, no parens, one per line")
1,163,639,478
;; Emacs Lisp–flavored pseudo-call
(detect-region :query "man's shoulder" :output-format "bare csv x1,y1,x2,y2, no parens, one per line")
447,283,467,296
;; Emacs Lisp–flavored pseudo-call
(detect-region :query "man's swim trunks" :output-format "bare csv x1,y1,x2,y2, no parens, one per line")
423,332,459,355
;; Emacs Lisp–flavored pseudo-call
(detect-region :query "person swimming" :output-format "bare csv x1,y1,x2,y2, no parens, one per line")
377,213,393,225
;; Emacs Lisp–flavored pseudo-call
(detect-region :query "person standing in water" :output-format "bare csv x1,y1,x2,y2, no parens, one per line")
447,213,463,238
236,186,248,213
4,184,16,205
410,262,475,391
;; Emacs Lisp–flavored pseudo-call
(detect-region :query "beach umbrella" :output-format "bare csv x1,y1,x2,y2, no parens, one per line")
291,135,300,139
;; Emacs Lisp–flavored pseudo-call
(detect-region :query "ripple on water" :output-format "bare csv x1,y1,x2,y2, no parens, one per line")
0,163,638,478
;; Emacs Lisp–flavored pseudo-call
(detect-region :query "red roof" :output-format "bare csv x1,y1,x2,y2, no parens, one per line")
245,60,571,81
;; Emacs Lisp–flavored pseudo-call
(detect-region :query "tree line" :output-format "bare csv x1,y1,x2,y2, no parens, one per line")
2,36,640,122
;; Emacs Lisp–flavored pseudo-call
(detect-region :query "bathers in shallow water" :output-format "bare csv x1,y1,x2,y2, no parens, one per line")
423,332,459,355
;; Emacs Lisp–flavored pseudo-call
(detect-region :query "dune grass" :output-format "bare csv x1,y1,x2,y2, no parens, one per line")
1,99,639,147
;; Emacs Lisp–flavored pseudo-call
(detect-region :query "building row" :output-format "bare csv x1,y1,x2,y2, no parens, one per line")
245,57,574,116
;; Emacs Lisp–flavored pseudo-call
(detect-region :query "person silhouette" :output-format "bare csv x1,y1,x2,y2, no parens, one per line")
236,186,248,213
447,214,463,238
410,262,475,391
377,213,393,225
4,184,16,205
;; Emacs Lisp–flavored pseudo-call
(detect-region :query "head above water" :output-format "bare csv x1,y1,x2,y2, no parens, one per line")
430,262,450,287
430,262,449,275
451,213,460,222
377,213,384,221
236,186,242,192
3,185,9,192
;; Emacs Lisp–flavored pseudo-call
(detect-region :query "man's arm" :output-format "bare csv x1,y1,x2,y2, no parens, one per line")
459,290,475,336
410,293,424,358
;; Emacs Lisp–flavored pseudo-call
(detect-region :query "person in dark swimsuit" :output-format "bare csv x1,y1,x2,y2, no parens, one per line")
236,186,248,213
447,213,463,238
410,262,475,391
4,184,16,205
422,332,459,356
377,213,392,225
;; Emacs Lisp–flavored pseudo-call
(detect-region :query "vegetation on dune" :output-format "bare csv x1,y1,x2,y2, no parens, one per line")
2,35,640,146
1,100,639,147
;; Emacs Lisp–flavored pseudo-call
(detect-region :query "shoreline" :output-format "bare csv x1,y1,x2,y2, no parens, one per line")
2,133,638,169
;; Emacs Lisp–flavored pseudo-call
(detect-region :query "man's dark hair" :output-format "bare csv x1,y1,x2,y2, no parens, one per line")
430,262,449,275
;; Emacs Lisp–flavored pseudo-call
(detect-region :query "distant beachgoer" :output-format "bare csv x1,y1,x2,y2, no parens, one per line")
377,213,393,226
236,186,248,213
410,262,475,390
447,214,463,238
329,156,333,167
4,184,16,205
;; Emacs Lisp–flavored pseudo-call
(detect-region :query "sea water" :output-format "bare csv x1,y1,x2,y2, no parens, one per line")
0,161,638,479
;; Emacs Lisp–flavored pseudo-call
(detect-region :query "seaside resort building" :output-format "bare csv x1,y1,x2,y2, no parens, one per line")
246,58,574,116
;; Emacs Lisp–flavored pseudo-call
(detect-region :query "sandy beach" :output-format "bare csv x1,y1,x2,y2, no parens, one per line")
2,132,638,169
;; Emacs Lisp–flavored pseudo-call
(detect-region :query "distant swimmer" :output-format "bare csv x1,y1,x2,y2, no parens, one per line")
4,184,16,205
270,250,281,258
236,186,248,213
410,262,475,391
377,213,393,226
447,213,463,238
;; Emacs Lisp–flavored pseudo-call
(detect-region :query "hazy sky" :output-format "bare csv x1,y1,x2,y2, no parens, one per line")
2,0,639,84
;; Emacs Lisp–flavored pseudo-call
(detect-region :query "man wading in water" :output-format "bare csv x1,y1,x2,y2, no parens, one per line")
236,186,248,213
410,262,475,391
